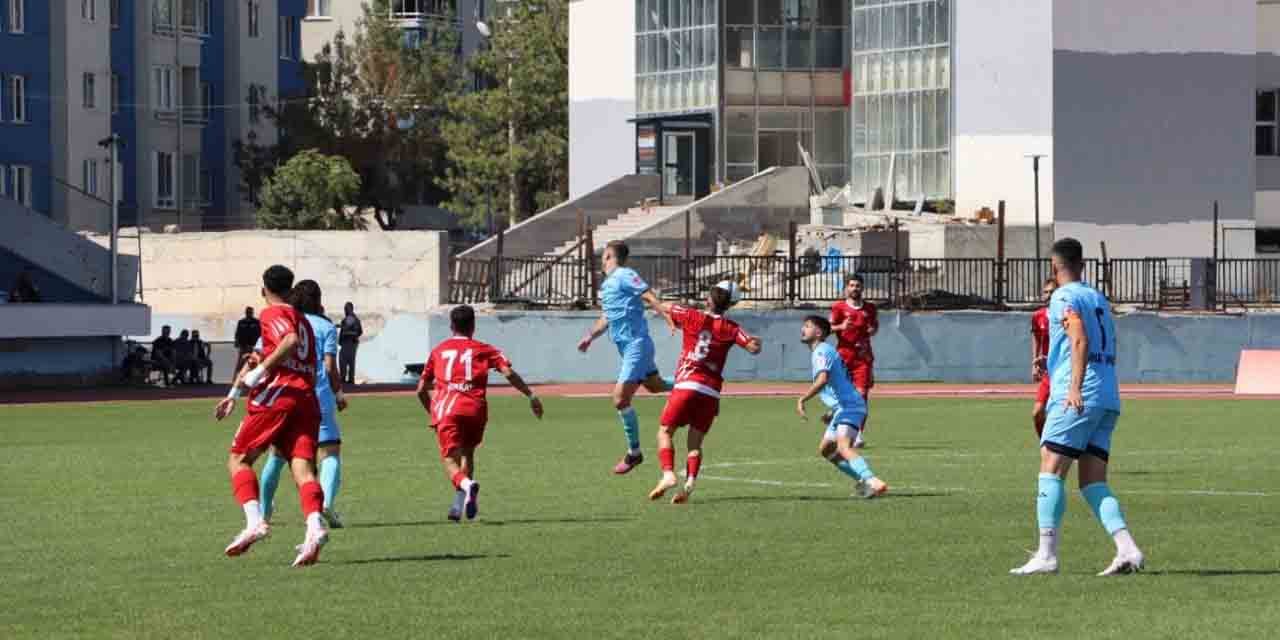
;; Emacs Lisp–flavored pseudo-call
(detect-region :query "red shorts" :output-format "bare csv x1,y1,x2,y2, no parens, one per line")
230,394,321,460
1036,376,1050,405
433,412,487,458
659,389,720,433
847,360,874,395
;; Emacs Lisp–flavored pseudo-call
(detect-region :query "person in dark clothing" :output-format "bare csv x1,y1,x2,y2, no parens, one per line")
173,330,195,383
339,302,362,385
192,330,214,384
234,307,261,370
8,269,42,303
152,326,176,385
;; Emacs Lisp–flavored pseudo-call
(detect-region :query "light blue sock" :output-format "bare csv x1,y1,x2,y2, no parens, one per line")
319,455,341,510
1081,482,1128,535
259,453,286,520
1036,472,1066,530
835,457,874,481
618,407,641,453
661,376,675,392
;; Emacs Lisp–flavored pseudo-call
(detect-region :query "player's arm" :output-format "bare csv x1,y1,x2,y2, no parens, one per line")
240,332,298,391
641,288,676,333
1064,310,1088,412
578,314,609,352
867,306,879,336
214,355,257,420
796,371,828,418
415,354,435,414
828,307,848,333
496,361,544,419
736,329,763,355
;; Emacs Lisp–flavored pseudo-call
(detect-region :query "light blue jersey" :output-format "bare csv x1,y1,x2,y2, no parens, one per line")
1047,282,1120,412
306,313,341,443
812,342,867,425
601,267,652,346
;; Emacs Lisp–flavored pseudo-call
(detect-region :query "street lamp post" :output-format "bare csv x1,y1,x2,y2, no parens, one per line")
99,134,123,304
477,10,518,228
1026,154,1047,281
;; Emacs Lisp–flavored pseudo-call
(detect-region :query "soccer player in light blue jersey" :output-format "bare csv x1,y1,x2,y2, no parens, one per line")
796,316,888,498
1011,238,1143,576
577,241,674,474
259,280,349,529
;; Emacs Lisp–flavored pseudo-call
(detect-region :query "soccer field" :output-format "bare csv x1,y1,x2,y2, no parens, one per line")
3,394,1278,639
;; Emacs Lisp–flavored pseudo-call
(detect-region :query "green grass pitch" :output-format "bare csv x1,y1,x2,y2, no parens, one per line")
3,395,1279,638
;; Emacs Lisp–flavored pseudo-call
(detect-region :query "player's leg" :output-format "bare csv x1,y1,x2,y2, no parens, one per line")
612,379,646,474
459,445,480,520
281,407,328,567
641,371,675,394
649,424,680,500
1031,401,1047,440
1078,411,1143,575
317,444,343,528
224,411,284,556
852,363,872,448
1011,404,1086,575
671,424,708,504
258,445,287,522
833,427,887,498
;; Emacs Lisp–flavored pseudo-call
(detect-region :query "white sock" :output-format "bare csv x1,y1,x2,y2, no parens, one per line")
1113,528,1140,557
243,501,262,528
306,512,325,532
1037,527,1060,559
662,470,677,483
459,478,475,492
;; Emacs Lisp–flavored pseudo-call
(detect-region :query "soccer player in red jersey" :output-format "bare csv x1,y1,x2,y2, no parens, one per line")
647,281,762,504
417,305,544,521
829,274,878,448
213,265,328,567
1030,277,1058,437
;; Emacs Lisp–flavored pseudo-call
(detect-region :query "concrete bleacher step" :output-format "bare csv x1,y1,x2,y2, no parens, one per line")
542,206,684,258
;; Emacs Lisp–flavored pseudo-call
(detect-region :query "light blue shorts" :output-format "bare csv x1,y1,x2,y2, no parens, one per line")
1041,404,1118,459
317,391,341,445
822,406,867,441
615,336,659,385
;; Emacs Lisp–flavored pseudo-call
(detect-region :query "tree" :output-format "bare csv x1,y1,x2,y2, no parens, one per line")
442,0,568,229
256,150,363,230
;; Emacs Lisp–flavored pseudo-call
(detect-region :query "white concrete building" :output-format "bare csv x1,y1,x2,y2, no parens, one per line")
569,0,1263,258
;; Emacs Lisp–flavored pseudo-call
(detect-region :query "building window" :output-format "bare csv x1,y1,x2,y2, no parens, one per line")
850,0,952,201
1258,90,1278,157
248,0,259,38
13,165,32,207
111,73,120,114
153,0,173,33
152,66,174,112
279,16,298,59
82,0,97,22
8,0,24,34
83,73,97,109
201,81,212,120
110,0,120,28
634,0,719,115
8,74,26,123
247,84,261,123
307,0,330,18
154,151,175,208
1257,229,1280,254
83,159,99,196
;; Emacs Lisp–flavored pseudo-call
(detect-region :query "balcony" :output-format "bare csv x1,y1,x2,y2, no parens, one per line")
390,0,461,29
151,0,210,39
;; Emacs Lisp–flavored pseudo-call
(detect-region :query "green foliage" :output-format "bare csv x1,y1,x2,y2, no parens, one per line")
443,0,569,229
256,149,362,229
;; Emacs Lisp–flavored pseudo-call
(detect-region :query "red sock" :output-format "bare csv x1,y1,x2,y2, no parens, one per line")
658,447,675,472
231,469,259,505
686,453,702,480
451,470,468,490
299,480,324,517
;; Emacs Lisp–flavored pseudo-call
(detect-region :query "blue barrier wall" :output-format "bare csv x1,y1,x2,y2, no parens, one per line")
148,309,1277,385
0,337,117,388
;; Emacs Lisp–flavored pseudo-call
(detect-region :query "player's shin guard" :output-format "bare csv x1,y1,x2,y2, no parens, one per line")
1081,482,1128,535
299,480,324,518
686,452,701,481
319,455,342,510
658,447,675,472
618,407,642,453
834,457,874,481
258,454,286,520
232,468,259,505
451,470,468,490
1036,473,1066,558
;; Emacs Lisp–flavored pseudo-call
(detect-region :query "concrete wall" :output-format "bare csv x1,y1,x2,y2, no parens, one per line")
1052,0,1256,257
0,303,150,339
568,0,636,200
953,0,1053,227
117,229,449,317
145,307,1280,385
1,198,138,300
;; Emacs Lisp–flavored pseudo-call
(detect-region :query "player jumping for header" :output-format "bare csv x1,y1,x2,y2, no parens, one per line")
214,265,329,567
1010,238,1143,576
646,281,762,504
577,240,674,475
418,305,543,521
797,315,889,498
829,274,878,448
1030,277,1057,438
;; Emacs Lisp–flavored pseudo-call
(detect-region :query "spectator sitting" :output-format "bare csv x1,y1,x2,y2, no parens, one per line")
8,269,42,303
173,330,195,384
234,307,261,370
151,326,176,386
121,345,150,382
191,330,214,384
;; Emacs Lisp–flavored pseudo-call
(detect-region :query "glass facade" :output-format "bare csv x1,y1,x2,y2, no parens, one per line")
636,0,719,115
722,0,849,185
850,0,951,202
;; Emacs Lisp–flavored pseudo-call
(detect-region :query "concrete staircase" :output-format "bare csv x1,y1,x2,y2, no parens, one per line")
543,205,683,257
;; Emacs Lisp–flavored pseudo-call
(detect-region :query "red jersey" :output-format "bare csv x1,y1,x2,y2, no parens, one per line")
1031,307,1050,358
669,305,755,397
830,300,878,363
422,336,512,423
248,304,317,412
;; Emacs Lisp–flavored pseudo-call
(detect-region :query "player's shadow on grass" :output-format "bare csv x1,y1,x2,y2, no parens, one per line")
346,516,635,530
338,553,510,566
1146,569,1280,577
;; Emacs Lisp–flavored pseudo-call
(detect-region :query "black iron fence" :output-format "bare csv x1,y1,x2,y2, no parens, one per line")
450,255,1280,311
